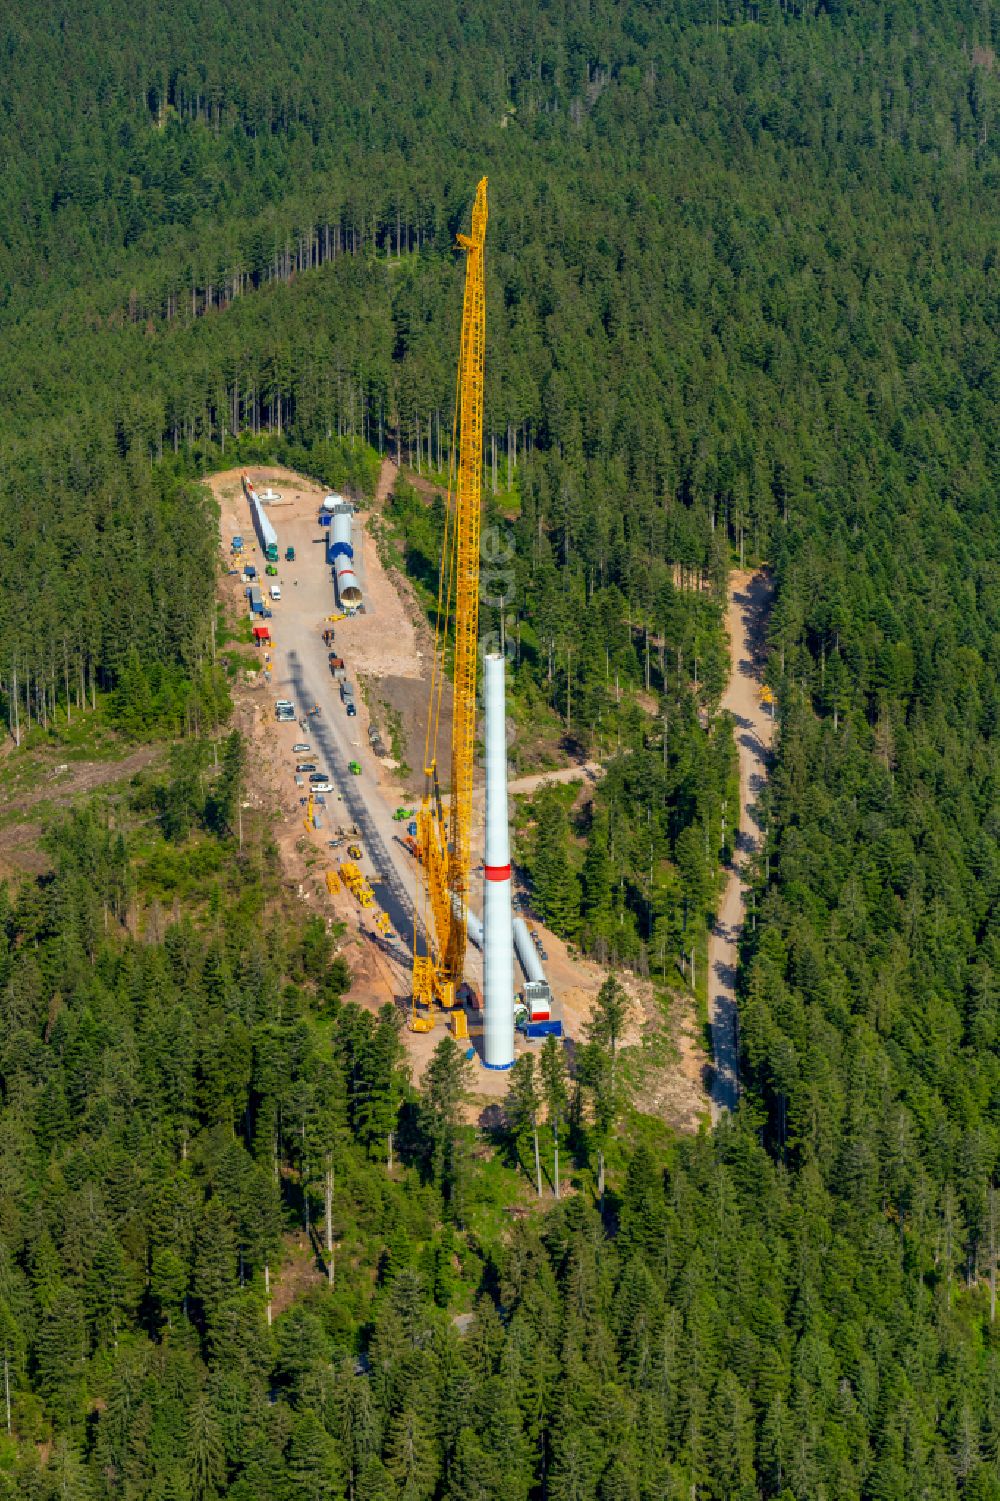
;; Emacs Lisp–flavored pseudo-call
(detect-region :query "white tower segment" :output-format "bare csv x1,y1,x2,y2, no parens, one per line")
481,652,515,1069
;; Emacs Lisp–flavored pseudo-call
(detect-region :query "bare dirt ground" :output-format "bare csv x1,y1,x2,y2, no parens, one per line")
708,569,774,1121
269,1230,328,1319
210,463,708,1132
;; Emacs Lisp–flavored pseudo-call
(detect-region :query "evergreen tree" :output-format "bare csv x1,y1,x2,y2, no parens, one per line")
540,1037,569,1200
507,1054,543,1197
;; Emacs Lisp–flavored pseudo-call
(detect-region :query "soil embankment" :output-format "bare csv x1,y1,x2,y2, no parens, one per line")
708,570,774,1121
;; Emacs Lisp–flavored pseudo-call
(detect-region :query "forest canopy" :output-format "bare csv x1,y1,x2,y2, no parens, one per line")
0,0,998,1497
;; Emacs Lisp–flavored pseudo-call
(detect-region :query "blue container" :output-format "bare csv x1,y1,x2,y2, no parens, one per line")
523,1019,563,1040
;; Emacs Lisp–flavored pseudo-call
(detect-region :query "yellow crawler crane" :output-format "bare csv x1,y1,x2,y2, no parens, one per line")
411,178,488,1031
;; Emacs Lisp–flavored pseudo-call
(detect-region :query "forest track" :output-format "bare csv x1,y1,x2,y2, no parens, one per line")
483,760,602,801
708,569,774,1122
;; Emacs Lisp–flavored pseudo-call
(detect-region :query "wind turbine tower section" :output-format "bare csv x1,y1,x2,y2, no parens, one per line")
482,652,515,1069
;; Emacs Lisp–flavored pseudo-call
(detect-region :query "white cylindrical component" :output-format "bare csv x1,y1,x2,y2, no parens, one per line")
334,558,362,607
330,504,363,608
450,894,484,949
322,493,341,512
513,917,545,985
482,653,514,1070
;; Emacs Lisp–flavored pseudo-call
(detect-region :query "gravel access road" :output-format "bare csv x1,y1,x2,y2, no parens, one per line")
708,569,774,1121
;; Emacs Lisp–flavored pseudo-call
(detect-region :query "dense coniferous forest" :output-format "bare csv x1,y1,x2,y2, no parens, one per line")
0,0,999,1495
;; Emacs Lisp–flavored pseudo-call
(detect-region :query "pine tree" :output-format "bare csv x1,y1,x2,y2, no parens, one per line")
187,1391,227,1501
530,793,581,938
384,1407,437,1500
420,1037,473,1213
507,1054,544,1197
193,1200,237,1348
540,1036,569,1200
358,1003,407,1169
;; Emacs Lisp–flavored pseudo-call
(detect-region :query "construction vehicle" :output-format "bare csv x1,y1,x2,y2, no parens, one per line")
410,179,488,1032
285,546,296,562
304,791,315,830
325,870,341,894
349,761,361,775
340,862,375,907
347,843,363,860
393,807,414,821
374,911,391,937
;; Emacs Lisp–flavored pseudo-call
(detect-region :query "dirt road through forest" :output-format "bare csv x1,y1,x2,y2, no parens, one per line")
709,570,774,1121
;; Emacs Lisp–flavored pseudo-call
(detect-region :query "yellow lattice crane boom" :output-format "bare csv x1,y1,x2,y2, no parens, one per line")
411,177,488,1030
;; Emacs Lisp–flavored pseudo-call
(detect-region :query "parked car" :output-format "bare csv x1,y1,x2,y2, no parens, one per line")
311,781,333,793
292,742,311,753
346,702,357,717
296,762,316,773
270,584,281,601
308,771,328,784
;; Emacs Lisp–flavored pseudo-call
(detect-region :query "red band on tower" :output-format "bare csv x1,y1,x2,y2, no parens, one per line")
484,863,511,882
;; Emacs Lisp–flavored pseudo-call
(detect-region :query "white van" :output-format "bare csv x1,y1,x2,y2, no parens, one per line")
270,584,281,602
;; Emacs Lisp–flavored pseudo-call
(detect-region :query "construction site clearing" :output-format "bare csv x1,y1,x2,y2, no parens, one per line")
209,462,708,1128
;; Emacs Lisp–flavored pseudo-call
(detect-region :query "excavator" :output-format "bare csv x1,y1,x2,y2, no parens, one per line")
410,178,488,1032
